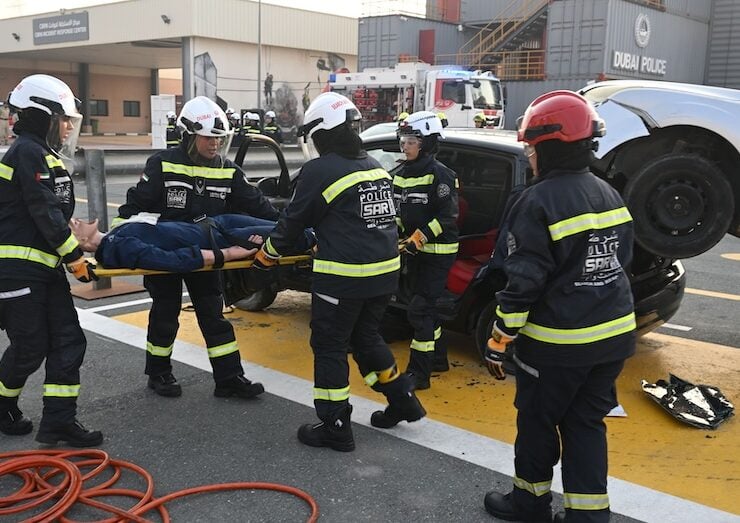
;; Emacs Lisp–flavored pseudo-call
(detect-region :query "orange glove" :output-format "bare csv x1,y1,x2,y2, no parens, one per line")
485,322,515,380
66,257,99,283
253,246,279,270
400,229,427,255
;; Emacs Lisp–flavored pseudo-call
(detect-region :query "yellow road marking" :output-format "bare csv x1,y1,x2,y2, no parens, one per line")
685,287,740,301
721,253,740,261
114,291,740,514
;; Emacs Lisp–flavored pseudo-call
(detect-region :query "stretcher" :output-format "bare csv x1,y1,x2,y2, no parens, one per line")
92,254,312,278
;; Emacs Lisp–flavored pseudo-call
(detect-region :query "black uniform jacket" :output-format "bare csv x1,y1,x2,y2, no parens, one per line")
393,154,459,255
495,168,636,367
0,133,83,282
265,151,399,299
116,144,279,225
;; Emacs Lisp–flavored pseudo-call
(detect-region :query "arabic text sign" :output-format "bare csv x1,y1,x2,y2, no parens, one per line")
33,12,89,45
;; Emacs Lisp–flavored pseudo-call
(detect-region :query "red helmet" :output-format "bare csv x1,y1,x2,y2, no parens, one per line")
516,90,605,146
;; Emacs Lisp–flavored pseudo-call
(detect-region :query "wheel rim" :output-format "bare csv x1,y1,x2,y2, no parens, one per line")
647,177,706,236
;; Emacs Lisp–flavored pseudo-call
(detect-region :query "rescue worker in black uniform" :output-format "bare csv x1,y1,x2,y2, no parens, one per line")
252,92,426,451
115,96,279,400
165,110,180,148
225,108,241,148
242,112,262,136
0,74,102,447
394,111,459,390
263,110,282,144
483,90,636,523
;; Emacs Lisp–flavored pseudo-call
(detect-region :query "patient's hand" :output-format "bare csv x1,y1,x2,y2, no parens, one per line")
222,246,258,262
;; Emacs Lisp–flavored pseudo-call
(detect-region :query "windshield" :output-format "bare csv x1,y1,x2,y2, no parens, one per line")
472,79,502,110
366,147,404,173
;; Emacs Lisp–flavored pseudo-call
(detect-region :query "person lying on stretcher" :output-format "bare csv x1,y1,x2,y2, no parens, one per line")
69,214,315,273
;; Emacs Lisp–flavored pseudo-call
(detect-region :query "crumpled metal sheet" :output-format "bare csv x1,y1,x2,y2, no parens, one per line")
641,374,735,429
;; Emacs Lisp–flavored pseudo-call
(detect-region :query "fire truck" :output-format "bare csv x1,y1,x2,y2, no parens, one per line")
328,62,505,129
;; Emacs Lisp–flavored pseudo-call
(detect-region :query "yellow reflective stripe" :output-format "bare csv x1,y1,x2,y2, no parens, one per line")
454,178,459,188
322,168,390,204
265,237,280,257
434,327,442,340
207,341,239,358
43,384,80,398
161,161,235,180
428,218,442,237
548,207,632,242
313,256,400,278
393,173,435,188
364,372,379,387
420,242,458,254
0,162,13,181
44,154,65,169
146,342,173,357
496,305,529,329
513,476,552,497
0,381,22,398
520,312,636,345
56,233,79,257
563,492,610,510
0,245,59,268
395,217,405,232
313,386,351,402
110,216,127,229
411,339,435,352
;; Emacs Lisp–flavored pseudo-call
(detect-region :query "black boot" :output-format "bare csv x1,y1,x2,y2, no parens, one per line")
432,332,449,372
297,405,355,452
0,406,33,436
484,491,552,522
147,373,182,397
371,389,426,429
406,371,430,391
214,375,265,399
36,419,103,448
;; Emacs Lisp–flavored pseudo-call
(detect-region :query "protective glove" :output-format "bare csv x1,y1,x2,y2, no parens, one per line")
252,246,279,270
249,247,280,291
66,257,99,283
485,322,515,380
400,229,427,255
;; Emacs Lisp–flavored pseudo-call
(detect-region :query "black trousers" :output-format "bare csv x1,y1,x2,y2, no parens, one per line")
310,292,398,421
0,274,86,426
405,253,455,378
144,272,242,382
512,357,625,523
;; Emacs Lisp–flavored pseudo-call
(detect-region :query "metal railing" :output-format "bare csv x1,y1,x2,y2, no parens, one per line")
435,50,546,81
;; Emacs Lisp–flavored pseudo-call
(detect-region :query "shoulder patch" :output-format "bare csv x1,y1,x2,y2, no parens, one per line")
437,183,450,198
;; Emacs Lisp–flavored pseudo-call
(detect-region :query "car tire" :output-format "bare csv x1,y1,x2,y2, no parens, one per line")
234,288,278,312
623,154,733,259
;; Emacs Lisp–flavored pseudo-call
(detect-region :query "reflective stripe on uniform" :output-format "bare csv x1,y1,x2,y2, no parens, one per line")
146,341,173,357
313,385,350,402
56,233,79,257
496,306,529,329
43,383,80,398
44,154,65,170
0,162,13,181
563,492,610,511
0,380,22,398
428,218,442,237
161,161,235,180
110,216,127,229
434,326,442,340
0,245,59,268
207,341,239,359
411,339,435,352
513,476,552,497
313,256,400,278
393,173,435,188
520,312,636,345
264,237,280,257
322,168,390,204
420,242,458,255
548,207,632,242
395,217,405,232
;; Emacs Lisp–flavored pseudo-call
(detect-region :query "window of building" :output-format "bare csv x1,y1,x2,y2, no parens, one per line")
89,99,108,116
123,100,140,117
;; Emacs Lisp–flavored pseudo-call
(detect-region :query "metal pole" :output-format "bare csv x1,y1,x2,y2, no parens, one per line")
83,148,112,290
257,0,262,110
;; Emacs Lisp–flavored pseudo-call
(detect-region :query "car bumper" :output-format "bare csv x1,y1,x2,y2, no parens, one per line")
634,260,686,336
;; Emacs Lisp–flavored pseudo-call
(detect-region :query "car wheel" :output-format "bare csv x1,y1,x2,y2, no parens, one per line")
234,288,278,312
623,154,733,259
474,301,516,374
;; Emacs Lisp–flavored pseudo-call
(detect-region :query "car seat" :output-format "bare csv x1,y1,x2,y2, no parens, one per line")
446,228,498,295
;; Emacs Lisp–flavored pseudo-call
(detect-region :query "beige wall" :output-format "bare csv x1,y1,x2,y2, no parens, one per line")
88,71,150,134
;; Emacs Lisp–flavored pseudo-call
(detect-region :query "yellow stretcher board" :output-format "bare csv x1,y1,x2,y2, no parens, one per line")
92,254,312,278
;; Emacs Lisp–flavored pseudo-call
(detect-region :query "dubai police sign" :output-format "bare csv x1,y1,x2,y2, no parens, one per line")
33,12,89,45
611,13,667,76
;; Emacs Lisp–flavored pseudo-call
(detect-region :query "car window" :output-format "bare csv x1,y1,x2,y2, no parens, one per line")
367,148,405,172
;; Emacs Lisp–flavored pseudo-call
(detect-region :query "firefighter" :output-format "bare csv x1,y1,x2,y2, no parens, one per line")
225,107,241,135
474,113,486,128
252,92,426,451
395,111,409,126
165,110,180,148
263,110,282,144
482,90,636,523
0,74,102,447
394,111,459,390
0,101,10,145
436,112,449,128
243,112,262,135
114,96,280,400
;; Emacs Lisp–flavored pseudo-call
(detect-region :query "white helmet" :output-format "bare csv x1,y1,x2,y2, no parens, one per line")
225,107,235,115
397,110,445,139
298,92,361,143
265,110,276,119
166,110,176,119
9,74,82,160
177,96,233,165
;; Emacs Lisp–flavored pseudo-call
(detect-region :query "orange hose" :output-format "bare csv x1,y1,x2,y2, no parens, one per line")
0,449,319,523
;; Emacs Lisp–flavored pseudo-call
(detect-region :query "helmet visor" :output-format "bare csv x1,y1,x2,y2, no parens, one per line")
47,114,82,161
187,133,233,167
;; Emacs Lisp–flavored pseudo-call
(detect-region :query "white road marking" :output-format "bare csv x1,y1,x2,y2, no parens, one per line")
662,323,693,332
84,293,189,313
77,309,737,523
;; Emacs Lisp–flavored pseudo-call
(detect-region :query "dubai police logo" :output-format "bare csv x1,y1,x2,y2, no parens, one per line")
634,13,650,48
166,188,187,209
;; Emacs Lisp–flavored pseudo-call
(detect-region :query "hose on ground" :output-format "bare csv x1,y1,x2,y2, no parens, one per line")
0,449,319,522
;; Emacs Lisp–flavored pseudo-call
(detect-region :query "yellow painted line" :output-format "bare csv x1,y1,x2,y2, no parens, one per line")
685,287,740,301
75,197,119,209
721,253,740,261
114,292,740,515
